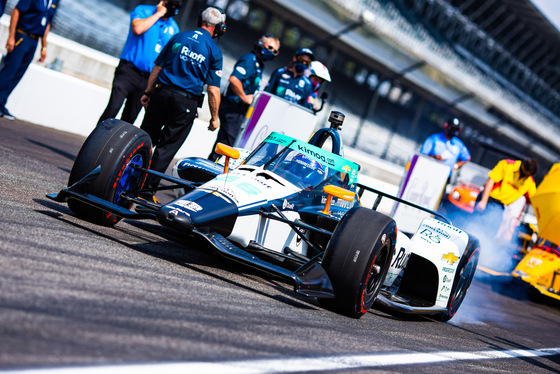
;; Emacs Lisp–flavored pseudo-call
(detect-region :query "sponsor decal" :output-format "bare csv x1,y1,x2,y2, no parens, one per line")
236,66,247,75
282,199,294,209
216,70,222,77
353,250,361,263
443,275,452,283
297,144,336,167
320,196,354,208
419,228,442,244
442,252,459,265
180,46,206,63
283,88,302,102
527,257,543,267
168,207,190,216
442,267,455,273
390,247,410,270
263,132,359,184
172,200,203,212
213,175,262,195
422,224,451,239
213,187,239,203
190,31,202,40
440,285,450,293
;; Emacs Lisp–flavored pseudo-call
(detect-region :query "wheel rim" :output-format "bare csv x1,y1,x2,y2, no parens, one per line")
114,153,144,205
362,245,388,309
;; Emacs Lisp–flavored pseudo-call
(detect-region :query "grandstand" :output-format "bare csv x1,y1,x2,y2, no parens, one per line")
260,0,560,173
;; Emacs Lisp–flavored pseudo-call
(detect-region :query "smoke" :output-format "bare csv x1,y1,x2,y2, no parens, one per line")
444,203,522,273
442,205,529,325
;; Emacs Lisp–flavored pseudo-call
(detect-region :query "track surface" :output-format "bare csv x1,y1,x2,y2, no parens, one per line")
1,119,559,373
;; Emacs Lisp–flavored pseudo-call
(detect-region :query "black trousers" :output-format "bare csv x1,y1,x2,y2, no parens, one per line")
140,86,198,190
98,60,149,125
208,100,248,161
0,31,38,110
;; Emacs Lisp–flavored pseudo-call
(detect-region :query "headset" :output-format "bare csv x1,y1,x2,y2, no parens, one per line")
197,7,227,39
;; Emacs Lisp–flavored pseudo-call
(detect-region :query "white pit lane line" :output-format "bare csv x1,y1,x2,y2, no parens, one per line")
5,347,560,373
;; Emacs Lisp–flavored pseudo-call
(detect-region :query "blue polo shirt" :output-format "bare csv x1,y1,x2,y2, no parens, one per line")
224,51,263,104
16,0,58,37
120,5,179,73
264,67,314,108
419,132,471,174
155,28,223,96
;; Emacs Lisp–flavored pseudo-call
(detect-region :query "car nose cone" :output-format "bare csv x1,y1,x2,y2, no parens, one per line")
156,205,194,233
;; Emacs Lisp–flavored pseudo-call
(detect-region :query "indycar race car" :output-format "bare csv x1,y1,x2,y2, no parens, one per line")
512,239,560,301
47,111,479,320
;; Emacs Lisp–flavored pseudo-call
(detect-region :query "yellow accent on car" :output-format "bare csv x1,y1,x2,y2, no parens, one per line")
215,143,240,174
443,252,459,265
322,185,355,215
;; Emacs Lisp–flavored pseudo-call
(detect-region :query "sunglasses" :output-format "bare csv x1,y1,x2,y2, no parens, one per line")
296,56,311,66
265,44,279,56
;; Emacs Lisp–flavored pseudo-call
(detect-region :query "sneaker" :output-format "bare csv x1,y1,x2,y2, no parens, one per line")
0,107,15,120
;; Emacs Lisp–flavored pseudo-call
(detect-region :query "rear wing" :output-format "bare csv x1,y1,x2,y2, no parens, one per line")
357,183,451,225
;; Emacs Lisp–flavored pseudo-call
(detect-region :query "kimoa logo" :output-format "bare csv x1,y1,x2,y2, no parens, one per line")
296,144,334,166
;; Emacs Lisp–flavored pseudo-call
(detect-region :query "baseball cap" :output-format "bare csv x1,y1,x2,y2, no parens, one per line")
295,47,315,60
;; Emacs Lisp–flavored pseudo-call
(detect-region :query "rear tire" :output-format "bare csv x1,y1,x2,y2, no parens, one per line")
436,234,480,321
318,207,396,318
68,119,152,226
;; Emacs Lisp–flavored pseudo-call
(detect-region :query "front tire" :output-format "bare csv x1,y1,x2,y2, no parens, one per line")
318,207,396,318
68,119,152,226
436,234,480,321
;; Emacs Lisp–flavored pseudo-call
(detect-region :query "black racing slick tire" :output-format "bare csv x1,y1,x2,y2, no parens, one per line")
318,207,397,318
436,234,480,322
67,119,152,226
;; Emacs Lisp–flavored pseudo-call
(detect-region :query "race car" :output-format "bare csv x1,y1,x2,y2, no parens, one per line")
512,240,560,301
47,111,479,320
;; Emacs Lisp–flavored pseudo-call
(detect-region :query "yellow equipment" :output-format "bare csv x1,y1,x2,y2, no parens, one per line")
511,163,560,301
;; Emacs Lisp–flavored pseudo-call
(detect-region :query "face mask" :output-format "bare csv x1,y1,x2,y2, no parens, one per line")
294,62,307,74
446,128,460,138
164,2,180,18
260,47,275,61
311,80,321,91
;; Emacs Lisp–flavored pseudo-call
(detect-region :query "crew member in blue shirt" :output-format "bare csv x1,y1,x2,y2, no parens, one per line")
139,6,225,202
208,34,281,162
0,0,58,120
419,117,471,176
264,47,314,109
97,0,181,125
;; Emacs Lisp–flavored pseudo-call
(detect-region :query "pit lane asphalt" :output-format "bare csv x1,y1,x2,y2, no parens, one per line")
1,118,559,373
